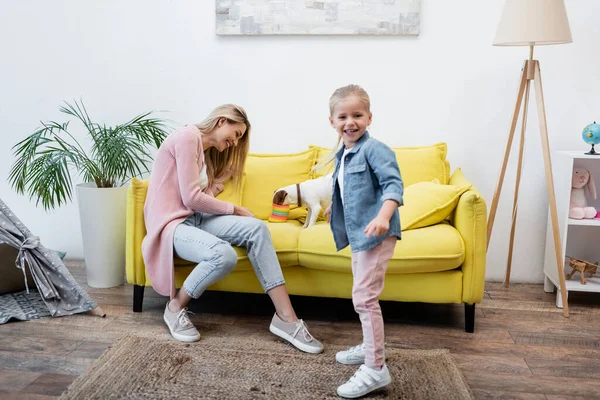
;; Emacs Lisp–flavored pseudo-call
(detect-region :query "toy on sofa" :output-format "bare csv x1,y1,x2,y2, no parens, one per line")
570,167,597,219
268,202,290,222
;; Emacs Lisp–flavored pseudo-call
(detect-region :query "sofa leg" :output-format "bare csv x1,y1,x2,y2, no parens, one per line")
465,303,475,333
133,285,145,312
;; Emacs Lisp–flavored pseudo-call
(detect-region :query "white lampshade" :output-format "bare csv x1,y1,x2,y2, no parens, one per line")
493,0,573,46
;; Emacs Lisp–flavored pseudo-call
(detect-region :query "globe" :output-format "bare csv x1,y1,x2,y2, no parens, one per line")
582,122,600,155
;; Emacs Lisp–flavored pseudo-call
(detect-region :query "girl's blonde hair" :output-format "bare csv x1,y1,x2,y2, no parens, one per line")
195,104,250,192
313,84,371,174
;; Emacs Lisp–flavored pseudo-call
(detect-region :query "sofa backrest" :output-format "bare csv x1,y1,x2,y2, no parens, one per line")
126,142,451,226
309,142,450,186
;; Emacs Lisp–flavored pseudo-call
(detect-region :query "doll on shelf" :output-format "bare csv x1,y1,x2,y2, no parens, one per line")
570,167,597,219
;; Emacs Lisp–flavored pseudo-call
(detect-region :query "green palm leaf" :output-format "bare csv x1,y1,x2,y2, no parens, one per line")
8,99,171,210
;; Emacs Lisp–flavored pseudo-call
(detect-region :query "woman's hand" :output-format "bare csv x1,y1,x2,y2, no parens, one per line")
323,205,332,222
233,205,254,217
364,216,389,238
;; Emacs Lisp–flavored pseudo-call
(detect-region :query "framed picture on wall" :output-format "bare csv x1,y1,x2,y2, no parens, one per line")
215,0,421,36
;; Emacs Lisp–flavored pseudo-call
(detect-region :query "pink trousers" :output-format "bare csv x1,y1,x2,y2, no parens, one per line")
351,236,396,368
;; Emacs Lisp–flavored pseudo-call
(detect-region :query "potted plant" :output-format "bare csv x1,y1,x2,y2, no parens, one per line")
8,100,170,288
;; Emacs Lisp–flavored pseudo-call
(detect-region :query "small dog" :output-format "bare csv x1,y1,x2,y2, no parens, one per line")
273,173,333,228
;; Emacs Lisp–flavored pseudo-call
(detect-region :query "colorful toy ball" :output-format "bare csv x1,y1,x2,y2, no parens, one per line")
269,203,290,222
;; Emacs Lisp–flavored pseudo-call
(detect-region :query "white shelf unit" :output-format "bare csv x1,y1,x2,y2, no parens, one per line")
543,151,600,308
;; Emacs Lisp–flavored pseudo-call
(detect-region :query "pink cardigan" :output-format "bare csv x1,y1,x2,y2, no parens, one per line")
142,125,234,298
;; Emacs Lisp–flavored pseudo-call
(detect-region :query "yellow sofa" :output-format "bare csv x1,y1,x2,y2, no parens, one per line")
126,142,487,332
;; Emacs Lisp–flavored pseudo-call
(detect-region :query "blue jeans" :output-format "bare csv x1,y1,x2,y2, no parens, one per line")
173,212,286,299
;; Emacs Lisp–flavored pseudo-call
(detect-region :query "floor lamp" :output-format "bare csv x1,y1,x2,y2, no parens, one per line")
486,0,573,317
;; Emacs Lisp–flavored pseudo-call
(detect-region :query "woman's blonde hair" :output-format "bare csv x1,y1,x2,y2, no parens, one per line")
195,104,250,192
313,84,371,174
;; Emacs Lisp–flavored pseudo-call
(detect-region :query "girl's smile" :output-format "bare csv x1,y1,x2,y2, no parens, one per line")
330,96,372,148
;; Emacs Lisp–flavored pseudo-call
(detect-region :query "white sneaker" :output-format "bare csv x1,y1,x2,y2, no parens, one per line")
163,301,201,343
336,344,366,365
269,313,324,354
336,364,392,399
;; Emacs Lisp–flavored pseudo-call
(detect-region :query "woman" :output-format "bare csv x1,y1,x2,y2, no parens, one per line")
142,104,323,354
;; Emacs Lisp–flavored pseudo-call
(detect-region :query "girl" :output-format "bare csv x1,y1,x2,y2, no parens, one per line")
319,85,403,398
142,104,323,355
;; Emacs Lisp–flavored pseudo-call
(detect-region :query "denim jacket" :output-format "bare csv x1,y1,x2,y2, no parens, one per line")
330,132,404,252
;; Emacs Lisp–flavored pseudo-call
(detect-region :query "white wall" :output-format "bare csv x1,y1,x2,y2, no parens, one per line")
0,1,598,283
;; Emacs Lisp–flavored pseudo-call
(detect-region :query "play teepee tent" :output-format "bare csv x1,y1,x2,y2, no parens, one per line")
0,198,104,324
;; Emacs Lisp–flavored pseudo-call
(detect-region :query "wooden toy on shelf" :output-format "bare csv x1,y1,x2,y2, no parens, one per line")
565,256,599,285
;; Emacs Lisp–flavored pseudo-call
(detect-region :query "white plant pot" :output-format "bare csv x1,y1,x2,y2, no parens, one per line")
76,183,128,288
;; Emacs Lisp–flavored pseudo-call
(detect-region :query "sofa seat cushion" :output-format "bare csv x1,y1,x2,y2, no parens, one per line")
298,222,464,274
174,220,302,272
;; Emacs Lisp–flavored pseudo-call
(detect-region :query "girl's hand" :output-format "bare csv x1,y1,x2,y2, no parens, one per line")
364,216,389,238
323,205,332,222
233,205,254,217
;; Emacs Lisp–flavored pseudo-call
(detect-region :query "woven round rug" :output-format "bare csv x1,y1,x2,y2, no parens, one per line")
59,330,474,399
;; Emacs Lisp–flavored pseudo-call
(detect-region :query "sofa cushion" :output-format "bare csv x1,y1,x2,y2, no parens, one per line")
215,176,244,205
175,220,302,271
309,145,336,178
242,149,316,220
393,142,450,185
309,142,450,186
400,181,472,230
298,222,464,274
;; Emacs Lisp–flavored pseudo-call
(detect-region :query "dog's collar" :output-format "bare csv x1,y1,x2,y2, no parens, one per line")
296,183,302,207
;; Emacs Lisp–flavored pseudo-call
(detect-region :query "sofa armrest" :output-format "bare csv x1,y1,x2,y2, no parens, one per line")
126,178,149,287
449,169,487,304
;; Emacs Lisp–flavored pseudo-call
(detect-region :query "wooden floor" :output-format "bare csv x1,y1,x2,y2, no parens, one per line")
2,262,600,399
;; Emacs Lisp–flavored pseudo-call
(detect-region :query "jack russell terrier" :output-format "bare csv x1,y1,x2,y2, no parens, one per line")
272,173,333,228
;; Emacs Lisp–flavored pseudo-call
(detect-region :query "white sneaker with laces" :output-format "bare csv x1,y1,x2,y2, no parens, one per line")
269,313,324,354
163,301,201,343
336,364,392,399
336,343,366,365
